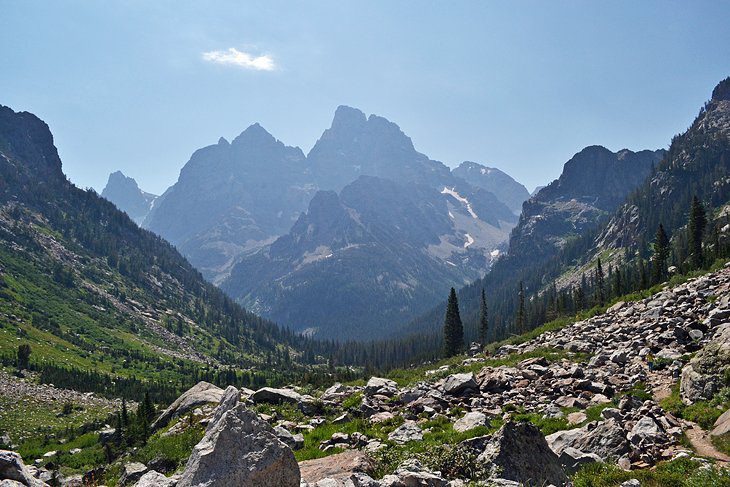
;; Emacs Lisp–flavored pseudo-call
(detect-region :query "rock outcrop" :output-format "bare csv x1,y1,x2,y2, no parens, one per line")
477,421,567,486
0,451,48,487
177,389,299,487
152,382,225,431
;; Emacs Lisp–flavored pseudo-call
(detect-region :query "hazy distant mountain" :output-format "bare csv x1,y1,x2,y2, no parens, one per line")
101,171,157,225
452,161,530,214
307,105,454,191
531,185,545,196
143,124,316,282
222,175,515,340
142,105,527,339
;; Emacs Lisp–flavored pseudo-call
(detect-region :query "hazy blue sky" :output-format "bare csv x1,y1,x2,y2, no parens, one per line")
1,1,729,194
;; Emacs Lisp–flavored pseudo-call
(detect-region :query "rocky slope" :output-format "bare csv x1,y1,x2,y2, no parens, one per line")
452,161,531,215
101,171,158,225
9,262,730,486
222,175,514,340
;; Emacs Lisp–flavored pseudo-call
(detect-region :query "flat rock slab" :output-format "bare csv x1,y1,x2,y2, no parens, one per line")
299,450,374,483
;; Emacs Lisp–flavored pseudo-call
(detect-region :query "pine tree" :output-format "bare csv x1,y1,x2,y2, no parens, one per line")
443,288,464,357
595,258,605,306
688,196,707,269
651,224,670,284
478,288,488,345
516,281,526,334
16,344,31,370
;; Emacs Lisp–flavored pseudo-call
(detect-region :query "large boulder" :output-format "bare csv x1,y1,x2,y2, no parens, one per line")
712,408,730,436
0,450,48,487
476,421,567,487
177,401,299,486
476,367,515,392
548,419,630,461
387,422,423,445
441,373,478,395
681,324,730,404
364,377,398,397
251,387,303,405
152,382,225,430
453,412,487,433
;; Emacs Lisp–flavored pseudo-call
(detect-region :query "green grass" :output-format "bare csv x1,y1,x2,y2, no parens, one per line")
0,393,114,447
573,457,730,487
660,384,728,430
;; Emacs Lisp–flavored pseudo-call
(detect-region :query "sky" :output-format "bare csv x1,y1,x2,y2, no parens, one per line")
1,1,729,194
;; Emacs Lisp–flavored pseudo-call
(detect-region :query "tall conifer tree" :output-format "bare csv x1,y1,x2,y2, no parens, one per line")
443,288,464,357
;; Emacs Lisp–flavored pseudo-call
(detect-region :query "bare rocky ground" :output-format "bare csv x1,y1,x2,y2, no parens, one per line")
3,264,730,486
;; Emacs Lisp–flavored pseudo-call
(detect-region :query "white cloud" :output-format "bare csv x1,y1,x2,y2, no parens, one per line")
202,48,276,71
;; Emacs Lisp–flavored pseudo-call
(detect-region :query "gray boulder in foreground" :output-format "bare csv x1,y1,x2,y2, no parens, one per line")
477,421,567,487
177,400,299,487
0,450,48,487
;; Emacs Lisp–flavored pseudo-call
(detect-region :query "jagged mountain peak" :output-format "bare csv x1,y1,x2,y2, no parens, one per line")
0,104,64,182
101,170,157,225
331,105,368,128
231,122,280,148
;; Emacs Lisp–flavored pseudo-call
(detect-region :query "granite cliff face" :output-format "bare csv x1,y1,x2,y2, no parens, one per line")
143,124,316,282
101,171,158,225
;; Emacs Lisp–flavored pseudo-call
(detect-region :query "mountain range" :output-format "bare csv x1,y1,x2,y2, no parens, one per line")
103,106,527,339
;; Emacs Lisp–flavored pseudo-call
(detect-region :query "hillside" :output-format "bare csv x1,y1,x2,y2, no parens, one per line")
0,104,351,403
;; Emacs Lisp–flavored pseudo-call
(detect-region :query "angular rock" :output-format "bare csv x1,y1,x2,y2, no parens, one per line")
0,450,48,487
177,403,299,487
712,407,730,436
119,462,148,486
152,382,225,430
133,471,177,487
476,421,567,486
558,447,601,475
299,450,374,485
364,378,397,396
453,412,487,433
251,387,303,405
441,373,478,395
387,422,423,445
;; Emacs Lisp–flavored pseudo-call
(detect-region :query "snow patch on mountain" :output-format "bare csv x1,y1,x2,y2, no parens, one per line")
441,187,478,218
